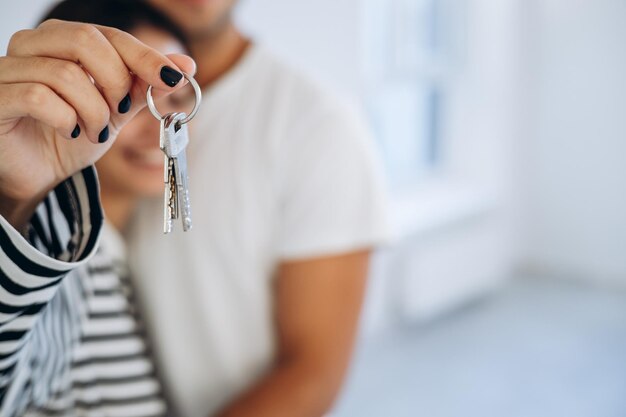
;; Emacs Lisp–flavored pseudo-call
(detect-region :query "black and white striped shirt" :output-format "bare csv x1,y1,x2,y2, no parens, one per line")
0,167,167,417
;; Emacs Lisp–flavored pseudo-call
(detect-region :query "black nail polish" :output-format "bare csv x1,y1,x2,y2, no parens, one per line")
118,93,131,114
71,124,81,139
160,66,183,87
98,125,109,143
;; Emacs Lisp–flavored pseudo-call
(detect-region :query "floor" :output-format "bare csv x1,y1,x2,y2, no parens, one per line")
333,278,626,417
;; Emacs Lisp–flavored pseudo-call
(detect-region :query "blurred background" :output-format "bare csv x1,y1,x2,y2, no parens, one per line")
3,1,626,416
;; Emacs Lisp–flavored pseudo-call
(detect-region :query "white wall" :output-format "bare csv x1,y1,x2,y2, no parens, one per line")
0,0,56,53
378,0,522,327
520,0,626,283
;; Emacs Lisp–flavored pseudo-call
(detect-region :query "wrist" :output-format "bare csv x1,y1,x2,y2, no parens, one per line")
0,192,44,234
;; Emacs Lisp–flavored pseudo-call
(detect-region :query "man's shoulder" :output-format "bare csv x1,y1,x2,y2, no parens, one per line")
248,45,358,125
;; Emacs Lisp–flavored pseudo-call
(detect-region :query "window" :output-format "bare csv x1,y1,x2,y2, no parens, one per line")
363,0,466,189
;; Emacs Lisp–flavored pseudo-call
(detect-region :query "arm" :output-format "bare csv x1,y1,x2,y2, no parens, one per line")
0,168,102,409
0,19,194,413
216,249,371,417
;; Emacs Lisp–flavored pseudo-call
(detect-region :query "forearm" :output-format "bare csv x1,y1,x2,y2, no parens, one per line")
216,359,340,417
217,252,370,417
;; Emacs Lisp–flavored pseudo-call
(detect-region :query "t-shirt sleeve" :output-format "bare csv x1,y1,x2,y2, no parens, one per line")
276,104,389,260
0,167,102,407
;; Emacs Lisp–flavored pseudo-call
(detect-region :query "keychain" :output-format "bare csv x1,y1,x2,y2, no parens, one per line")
146,73,202,234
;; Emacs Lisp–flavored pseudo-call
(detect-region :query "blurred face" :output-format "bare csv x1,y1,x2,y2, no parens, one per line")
96,25,194,198
147,0,237,39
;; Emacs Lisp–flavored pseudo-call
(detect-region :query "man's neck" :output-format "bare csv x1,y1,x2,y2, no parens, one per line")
189,21,250,89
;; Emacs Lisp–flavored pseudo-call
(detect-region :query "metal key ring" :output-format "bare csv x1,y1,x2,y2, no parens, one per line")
146,72,202,125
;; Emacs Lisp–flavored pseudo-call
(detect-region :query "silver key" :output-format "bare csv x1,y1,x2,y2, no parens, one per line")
163,153,177,233
173,142,192,231
161,118,175,233
160,112,192,234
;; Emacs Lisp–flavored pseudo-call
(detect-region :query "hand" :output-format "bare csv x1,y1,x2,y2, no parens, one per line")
0,19,196,230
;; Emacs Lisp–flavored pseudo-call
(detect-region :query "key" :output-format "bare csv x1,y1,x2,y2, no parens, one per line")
173,142,192,231
163,154,177,233
161,118,175,233
147,71,201,235
160,112,192,233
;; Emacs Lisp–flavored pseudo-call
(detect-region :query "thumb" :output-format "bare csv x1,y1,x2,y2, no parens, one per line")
167,54,197,77
109,54,197,135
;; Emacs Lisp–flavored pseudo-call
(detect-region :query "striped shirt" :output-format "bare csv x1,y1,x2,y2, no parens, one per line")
0,167,168,417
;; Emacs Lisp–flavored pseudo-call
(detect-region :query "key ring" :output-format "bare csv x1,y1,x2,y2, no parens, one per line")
146,72,202,125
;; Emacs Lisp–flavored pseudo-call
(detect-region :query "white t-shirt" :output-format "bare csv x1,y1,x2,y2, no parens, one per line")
127,44,388,417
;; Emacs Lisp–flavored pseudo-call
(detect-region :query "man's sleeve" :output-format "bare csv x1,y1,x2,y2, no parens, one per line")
276,104,389,260
0,166,102,403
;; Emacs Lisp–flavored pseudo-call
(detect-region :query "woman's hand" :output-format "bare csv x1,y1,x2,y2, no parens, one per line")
0,19,195,230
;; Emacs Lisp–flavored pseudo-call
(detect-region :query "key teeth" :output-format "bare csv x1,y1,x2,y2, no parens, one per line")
164,219,173,234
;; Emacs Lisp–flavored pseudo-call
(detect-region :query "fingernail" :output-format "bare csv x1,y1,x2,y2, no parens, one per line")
71,124,81,139
98,125,109,143
118,93,131,114
160,66,183,87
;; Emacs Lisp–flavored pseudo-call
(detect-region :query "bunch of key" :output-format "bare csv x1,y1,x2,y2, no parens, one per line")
146,72,202,234
161,113,192,234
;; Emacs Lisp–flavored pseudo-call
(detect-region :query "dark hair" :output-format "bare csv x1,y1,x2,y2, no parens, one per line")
39,0,187,48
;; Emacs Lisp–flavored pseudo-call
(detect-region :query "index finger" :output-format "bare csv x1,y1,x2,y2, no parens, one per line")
10,20,187,113
95,24,186,91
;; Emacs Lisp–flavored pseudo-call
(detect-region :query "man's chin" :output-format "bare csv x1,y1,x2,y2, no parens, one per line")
182,11,234,42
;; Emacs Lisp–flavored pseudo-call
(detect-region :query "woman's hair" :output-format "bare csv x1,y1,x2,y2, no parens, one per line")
39,0,187,47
